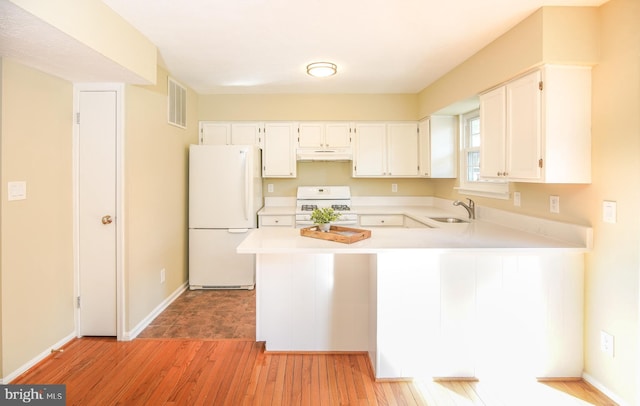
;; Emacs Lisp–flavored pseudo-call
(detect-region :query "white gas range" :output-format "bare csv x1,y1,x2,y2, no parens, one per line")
295,186,358,227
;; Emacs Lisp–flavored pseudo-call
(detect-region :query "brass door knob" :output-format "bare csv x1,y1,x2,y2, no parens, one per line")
101,215,113,225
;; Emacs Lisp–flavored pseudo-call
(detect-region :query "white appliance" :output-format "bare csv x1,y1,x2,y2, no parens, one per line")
295,186,357,227
189,144,263,289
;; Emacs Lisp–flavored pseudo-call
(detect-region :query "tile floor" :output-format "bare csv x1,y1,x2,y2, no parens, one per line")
138,289,256,339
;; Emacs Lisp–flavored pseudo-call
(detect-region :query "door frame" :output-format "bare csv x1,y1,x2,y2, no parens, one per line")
72,83,126,340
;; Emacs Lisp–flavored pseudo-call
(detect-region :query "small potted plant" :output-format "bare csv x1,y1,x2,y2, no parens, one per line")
310,207,341,232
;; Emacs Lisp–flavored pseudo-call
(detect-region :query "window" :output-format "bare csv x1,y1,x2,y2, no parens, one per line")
168,77,187,128
456,109,509,199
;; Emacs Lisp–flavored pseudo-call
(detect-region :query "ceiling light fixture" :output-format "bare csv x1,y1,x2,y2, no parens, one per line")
306,62,337,78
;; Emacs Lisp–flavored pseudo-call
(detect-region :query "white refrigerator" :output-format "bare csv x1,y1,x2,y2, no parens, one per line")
189,144,263,289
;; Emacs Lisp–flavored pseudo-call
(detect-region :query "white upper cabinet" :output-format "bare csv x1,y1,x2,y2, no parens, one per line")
200,122,231,145
480,65,592,183
298,122,352,149
231,122,264,147
353,123,387,176
353,122,419,177
418,116,457,178
199,121,263,147
479,86,508,179
263,122,297,178
387,122,419,177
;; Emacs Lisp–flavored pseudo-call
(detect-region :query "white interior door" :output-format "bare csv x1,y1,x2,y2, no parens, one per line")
78,90,117,336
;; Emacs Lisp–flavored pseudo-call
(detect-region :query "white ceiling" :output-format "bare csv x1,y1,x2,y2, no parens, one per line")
1,0,607,95
0,1,149,84
101,0,606,94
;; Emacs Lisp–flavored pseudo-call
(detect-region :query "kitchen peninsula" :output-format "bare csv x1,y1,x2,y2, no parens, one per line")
238,200,591,380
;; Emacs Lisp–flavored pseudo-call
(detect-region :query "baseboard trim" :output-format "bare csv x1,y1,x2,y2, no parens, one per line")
1,332,76,384
123,282,188,341
583,371,627,406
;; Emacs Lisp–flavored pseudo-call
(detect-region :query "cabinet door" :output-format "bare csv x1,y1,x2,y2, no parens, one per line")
353,123,387,177
260,215,294,227
387,123,419,177
506,70,542,181
418,119,431,177
324,122,352,148
479,87,507,179
359,214,404,227
200,122,230,145
298,122,324,148
429,116,457,178
231,122,263,147
263,122,296,178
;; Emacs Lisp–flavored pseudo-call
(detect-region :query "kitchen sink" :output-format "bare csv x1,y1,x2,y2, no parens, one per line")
429,217,469,223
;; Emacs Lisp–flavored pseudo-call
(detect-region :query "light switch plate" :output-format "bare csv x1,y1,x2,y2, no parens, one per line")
8,181,27,201
603,201,617,224
391,183,398,193
513,192,521,207
267,183,274,193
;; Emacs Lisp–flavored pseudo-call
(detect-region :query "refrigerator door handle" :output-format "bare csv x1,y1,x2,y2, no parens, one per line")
228,228,249,234
242,150,250,221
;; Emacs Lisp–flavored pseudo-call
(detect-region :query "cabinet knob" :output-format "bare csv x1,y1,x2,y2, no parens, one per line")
497,172,502,176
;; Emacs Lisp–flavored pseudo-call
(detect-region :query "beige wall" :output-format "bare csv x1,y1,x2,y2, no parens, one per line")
585,0,639,402
0,59,75,377
421,2,639,404
125,67,198,330
264,161,435,197
417,7,599,117
198,93,418,121
0,59,198,378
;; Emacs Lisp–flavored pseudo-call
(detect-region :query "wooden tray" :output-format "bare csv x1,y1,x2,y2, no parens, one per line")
300,225,371,244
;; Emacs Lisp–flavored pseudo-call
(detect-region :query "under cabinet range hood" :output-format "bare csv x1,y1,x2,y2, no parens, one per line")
296,148,352,161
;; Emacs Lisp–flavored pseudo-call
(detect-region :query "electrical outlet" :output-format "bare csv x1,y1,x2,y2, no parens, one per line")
513,192,521,207
549,195,560,213
391,183,398,193
267,184,274,193
160,268,166,284
600,331,614,357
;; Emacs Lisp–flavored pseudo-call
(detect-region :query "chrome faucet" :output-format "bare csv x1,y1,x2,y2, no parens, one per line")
453,198,475,219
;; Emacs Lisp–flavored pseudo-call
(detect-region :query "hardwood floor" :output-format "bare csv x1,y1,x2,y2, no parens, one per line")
11,290,617,405
12,337,617,406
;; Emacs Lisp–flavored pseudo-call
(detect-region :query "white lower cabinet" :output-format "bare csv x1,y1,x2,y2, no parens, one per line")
259,215,294,227
255,250,583,380
256,254,371,351
373,251,584,379
359,214,404,227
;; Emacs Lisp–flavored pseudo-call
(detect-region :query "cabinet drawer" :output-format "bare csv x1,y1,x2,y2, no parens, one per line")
359,214,404,227
260,215,294,227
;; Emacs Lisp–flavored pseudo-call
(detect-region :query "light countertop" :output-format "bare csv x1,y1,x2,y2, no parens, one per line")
247,197,592,253
241,219,589,256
